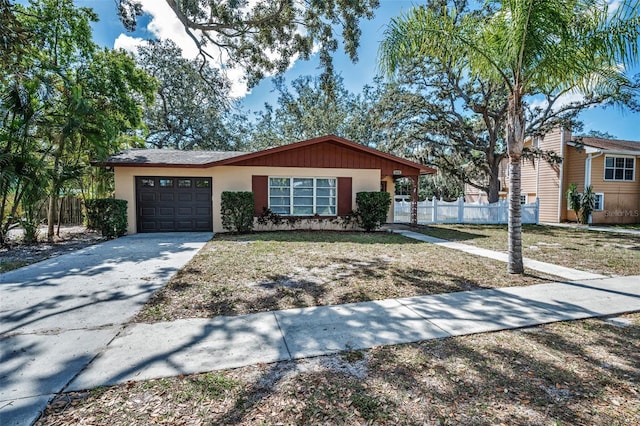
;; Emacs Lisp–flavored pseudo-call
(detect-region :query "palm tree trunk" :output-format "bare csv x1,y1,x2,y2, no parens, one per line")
507,157,523,273
506,89,525,274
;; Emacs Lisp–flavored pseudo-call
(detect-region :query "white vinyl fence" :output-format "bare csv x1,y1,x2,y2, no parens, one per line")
394,197,539,225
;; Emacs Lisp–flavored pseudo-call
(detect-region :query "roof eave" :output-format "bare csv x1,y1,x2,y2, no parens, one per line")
567,142,640,156
93,162,212,168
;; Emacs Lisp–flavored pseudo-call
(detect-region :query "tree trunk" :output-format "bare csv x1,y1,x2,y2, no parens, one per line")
506,89,525,274
47,190,57,241
486,159,501,203
507,157,523,273
48,137,63,241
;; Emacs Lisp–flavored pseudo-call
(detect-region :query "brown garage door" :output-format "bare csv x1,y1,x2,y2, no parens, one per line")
136,176,212,232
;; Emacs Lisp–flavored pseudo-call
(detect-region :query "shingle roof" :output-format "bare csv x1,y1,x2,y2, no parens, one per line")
99,149,248,166
575,137,640,153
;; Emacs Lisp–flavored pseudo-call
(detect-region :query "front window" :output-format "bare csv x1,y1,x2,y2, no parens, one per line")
604,156,635,181
269,177,337,215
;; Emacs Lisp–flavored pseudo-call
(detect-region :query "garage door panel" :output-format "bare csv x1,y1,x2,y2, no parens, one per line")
176,221,195,230
157,221,176,231
176,206,192,214
158,207,175,216
140,221,157,232
137,176,212,233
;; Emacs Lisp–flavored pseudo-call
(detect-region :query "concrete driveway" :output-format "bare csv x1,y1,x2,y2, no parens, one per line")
0,233,211,426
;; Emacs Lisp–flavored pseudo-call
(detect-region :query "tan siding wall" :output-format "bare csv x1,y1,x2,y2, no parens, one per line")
563,146,587,222
114,166,380,234
589,155,640,224
502,129,567,222
514,129,567,222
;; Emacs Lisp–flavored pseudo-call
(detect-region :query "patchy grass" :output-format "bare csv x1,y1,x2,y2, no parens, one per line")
135,231,555,322
37,313,640,425
417,224,640,276
0,259,31,272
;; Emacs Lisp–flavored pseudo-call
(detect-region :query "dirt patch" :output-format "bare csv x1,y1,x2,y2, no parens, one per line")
0,226,105,272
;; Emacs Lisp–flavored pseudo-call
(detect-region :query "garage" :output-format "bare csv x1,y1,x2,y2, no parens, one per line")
136,176,212,232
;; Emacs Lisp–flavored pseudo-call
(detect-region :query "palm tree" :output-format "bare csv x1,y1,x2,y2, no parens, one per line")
380,0,639,273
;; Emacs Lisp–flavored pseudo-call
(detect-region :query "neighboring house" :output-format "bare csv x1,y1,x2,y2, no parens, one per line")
466,128,640,224
464,165,509,204
97,135,434,234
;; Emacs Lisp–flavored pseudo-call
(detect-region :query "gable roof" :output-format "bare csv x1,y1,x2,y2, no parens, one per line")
97,135,435,175
571,136,640,155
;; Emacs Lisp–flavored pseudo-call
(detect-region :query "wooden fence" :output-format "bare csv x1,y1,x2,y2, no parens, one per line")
36,195,85,225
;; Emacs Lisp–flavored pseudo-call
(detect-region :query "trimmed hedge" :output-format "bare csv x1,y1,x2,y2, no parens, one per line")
221,191,254,233
355,191,392,232
85,198,128,238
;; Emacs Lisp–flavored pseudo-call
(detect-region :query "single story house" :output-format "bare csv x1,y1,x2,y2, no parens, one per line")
97,135,434,234
466,128,640,224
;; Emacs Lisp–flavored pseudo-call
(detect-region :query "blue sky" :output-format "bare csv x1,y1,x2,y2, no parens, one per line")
81,0,639,141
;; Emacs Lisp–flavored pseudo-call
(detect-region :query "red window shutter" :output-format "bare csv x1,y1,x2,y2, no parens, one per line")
337,177,352,216
252,175,268,216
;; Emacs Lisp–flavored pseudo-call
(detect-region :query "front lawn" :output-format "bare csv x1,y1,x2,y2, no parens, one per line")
417,224,640,276
135,231,555,322
37,313,640,425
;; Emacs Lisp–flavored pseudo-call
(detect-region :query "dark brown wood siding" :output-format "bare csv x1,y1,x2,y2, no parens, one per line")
252,175,268,216
231,141,421,176
338,177,352,215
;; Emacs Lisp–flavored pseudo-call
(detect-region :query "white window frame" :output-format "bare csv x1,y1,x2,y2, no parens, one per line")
593,193,604,211
268,177,337,216
604,155,636,182
520,194,527,205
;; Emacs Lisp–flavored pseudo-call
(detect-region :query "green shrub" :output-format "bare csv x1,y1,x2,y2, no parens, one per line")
355,192,392,232
566,183,595,224
220,191,254,233
85,198,127,238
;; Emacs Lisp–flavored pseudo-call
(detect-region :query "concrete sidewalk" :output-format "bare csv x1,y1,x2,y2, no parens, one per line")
391,229,607,280
68,275,640,391
0,233,211,426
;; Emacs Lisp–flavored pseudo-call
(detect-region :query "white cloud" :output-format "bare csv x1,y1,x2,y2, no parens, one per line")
114,0,251,98
114,34,146,55
528,90,590,113
138,0,200,59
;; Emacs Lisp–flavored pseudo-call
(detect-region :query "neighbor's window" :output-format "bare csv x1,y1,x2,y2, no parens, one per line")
604,156,635,181
268,177,337,215
594,193,604,211
520,194,527,205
